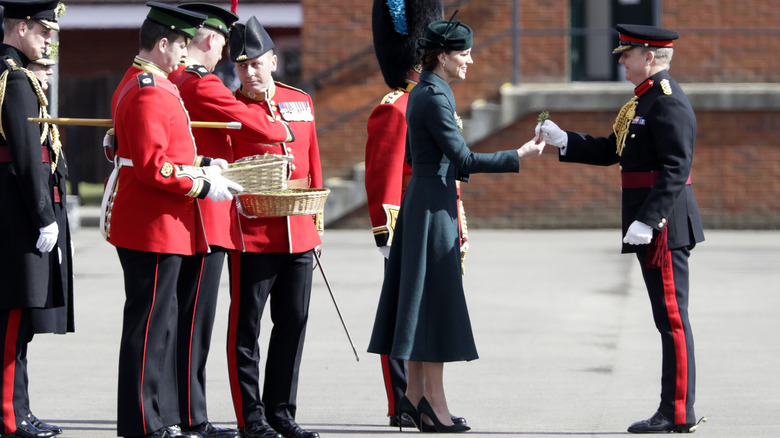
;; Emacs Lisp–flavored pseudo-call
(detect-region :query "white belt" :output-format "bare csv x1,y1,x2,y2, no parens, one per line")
99,156,133,239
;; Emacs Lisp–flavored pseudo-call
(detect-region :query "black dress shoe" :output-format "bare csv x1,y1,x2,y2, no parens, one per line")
25,414,61,435
388,413,416,428
628,411,699,434
267,419,318,438
165,425,196,438
451,414,467,426
183,422,238,438
239,421,282,438
12,420,56,438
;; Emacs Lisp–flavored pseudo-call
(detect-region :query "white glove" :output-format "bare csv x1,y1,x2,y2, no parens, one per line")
623,220,653,245
534,120,568,149
36,221,58,253
206,167,243,201
378,245,391,259
460,241,470,253
210,158,228,169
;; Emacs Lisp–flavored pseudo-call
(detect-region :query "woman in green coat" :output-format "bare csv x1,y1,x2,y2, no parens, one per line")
367,12,545,433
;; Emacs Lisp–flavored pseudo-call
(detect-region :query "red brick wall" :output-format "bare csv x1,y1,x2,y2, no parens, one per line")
300,0,780,228
300,0,780,177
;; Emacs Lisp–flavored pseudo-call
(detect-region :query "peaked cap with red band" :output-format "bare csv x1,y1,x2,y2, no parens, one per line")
613,23,679,54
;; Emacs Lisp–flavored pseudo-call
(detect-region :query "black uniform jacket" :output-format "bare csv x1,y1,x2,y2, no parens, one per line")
0,44,60,309
561,70,704,253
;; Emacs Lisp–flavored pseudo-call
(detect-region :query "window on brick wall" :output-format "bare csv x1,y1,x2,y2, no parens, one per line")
570,0,659,82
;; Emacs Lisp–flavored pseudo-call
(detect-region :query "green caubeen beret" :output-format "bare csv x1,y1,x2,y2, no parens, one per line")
178,2,238,37
0,0,62,31
418,10,472,51
145,1,207,39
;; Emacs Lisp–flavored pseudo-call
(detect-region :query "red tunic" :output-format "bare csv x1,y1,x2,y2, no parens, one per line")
365,87,413,247
108,59,207,255
365,81,469,254
169,62,294,251
232,82,322,253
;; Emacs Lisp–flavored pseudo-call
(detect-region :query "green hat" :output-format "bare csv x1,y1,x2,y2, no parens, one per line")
178,3,238,37
145,1,207,39
0,0,62,31
418,10,472,51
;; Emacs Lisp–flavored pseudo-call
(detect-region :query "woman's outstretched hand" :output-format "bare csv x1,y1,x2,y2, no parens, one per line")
517,137,546,159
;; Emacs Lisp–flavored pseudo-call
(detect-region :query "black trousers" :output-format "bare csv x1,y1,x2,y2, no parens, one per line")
116,248,182,437
380,355,407,417
0,309,33,435
176,249,226,428
379,259,407,417
227,251,313,428
637,247,696,425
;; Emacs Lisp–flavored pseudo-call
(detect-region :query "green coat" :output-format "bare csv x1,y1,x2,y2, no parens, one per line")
367,70,520,362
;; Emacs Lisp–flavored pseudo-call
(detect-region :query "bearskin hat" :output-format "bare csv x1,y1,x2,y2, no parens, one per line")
372,0,443,89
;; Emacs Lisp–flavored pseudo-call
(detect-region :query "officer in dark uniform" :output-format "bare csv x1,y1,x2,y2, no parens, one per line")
364,0,466,429
537,24,705,434
0,1,68,437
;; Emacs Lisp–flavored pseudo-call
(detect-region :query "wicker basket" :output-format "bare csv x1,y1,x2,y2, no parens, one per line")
237,188,330,218
222,153,289,194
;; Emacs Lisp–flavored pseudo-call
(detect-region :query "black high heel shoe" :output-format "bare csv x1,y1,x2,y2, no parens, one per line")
417,397,470,433
396,396,422,431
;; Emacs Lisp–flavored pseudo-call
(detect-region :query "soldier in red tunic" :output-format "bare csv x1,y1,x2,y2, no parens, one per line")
364,0,467,429
167,4,294,437
224,17,322,438
105,3,241,437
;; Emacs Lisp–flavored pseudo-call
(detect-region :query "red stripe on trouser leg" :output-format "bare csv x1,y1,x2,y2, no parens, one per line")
185,255,206,426
380,355,396,416
2,310,21,434
660,250,688,424
226,254,244,427
139,255,161,435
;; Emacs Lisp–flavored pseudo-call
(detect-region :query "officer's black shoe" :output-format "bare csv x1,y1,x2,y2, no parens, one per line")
124,427,178,438
12,420,56,438
388,413,415,428
183,422,238,438
25,414,61,435
164,425,197,438
451,414,468,426
268,419,318,438
239,420,282,438
628,411,703,434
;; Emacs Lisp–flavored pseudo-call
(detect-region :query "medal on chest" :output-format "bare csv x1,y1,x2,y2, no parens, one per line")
278,101,314,122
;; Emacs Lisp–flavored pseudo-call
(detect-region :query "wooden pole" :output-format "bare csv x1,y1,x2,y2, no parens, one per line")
28,118,242,130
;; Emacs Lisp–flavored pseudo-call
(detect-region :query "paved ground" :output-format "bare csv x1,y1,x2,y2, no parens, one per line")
25,225,780,437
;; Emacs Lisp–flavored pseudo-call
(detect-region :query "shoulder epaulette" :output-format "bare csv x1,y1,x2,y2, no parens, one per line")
2,57,19,72
380,89,405,105
185,64,212,78
275,81,308,96
137,72,156,88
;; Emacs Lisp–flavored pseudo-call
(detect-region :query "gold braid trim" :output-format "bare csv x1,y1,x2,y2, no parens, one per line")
0,70,8,141
612,95,637,156
21,67,61,173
